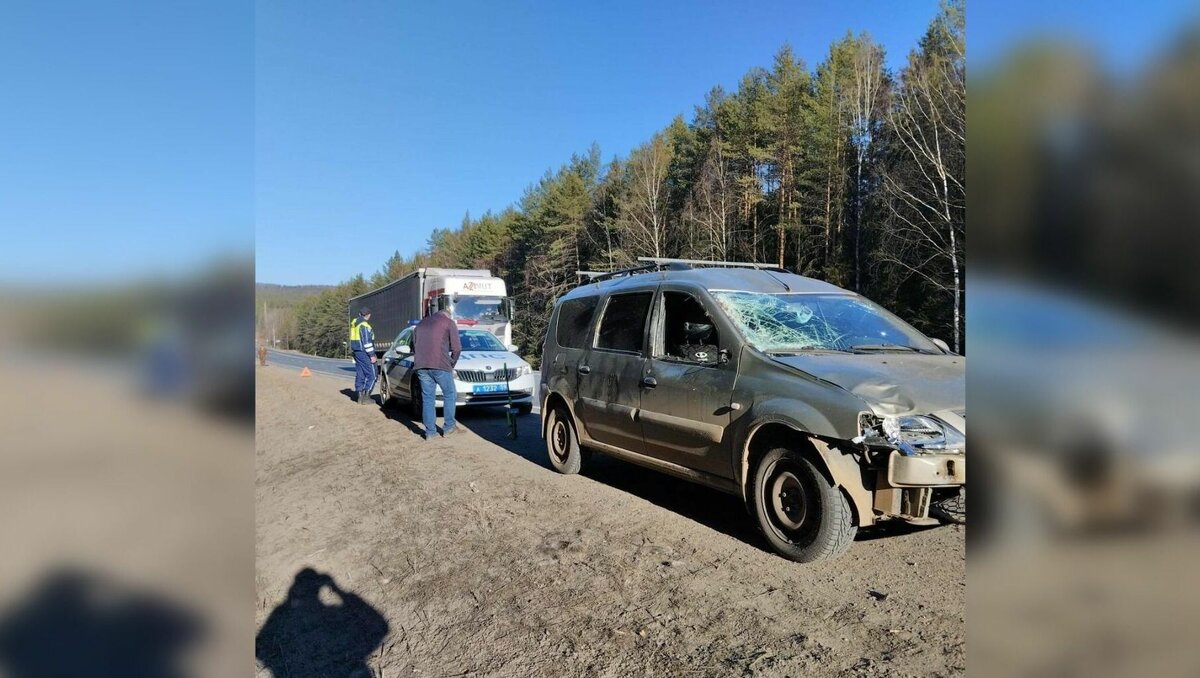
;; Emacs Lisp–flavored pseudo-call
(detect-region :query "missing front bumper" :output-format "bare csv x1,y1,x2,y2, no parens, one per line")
887,451,966,487
872,452,966,523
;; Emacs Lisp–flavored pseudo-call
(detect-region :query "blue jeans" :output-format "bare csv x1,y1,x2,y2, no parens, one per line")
353,351,376,393
416,369,456,437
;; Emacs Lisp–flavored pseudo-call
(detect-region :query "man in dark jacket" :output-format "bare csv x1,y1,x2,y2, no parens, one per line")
411,308,462,439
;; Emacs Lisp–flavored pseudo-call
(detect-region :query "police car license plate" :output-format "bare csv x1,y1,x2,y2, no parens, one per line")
472,383,507,394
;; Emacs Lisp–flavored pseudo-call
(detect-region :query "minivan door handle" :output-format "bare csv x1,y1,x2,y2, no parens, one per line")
577,365,591,375
641,376,657,388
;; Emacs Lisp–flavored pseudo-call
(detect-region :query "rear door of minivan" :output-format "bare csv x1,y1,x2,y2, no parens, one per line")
575,290,654,454
543,294,601,413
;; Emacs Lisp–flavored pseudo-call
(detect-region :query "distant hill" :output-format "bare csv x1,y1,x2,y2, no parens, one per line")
256,283,332,310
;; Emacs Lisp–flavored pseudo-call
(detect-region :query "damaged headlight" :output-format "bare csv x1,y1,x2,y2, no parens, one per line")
857,414,965,455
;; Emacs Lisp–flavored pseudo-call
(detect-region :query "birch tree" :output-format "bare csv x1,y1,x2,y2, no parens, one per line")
878,1,965,350
616,133,673,259
690,135,735,260
846,34,887,291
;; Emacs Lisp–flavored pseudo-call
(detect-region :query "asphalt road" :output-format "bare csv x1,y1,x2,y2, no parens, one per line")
265,348,358,378
264,348,542,412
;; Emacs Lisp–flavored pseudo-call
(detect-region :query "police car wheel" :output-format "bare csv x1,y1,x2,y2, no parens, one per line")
378,372,394,409
407,380,422,419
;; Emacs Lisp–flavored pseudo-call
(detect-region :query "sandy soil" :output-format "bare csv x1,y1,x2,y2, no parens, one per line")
255,366,964,677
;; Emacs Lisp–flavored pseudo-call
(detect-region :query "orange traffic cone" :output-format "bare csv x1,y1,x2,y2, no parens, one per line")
300,367,312,377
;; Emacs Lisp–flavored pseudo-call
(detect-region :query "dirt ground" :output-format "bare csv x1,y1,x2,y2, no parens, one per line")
255,366,965,677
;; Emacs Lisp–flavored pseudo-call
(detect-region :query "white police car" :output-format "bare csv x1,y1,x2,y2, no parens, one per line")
378,327,535,416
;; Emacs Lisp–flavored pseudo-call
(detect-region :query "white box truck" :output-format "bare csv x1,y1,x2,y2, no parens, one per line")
348,268,514,358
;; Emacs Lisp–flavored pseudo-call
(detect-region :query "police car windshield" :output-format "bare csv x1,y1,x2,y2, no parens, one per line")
713,292,939,354
459,329,506,352
454,296,508,322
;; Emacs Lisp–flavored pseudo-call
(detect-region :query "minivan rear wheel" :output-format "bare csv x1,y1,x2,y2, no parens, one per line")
751,447,856,563
546,405,587,474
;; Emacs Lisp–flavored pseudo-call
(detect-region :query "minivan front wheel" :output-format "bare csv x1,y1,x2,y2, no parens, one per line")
546,405,588,474
751,447,856,563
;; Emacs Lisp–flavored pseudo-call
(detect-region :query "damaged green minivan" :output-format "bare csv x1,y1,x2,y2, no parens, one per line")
539,259,965,563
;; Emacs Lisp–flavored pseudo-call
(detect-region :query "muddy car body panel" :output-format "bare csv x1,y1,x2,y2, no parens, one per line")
540,260,965,561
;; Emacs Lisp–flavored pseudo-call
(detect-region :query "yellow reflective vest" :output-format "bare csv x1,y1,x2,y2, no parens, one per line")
349,317,374,353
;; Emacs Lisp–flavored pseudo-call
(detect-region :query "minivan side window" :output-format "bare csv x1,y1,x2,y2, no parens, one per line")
555,296,600,349
595,292,653,353
656,291,721,365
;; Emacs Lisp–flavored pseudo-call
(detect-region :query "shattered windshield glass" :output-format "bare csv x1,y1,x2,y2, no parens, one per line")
712,292,940,354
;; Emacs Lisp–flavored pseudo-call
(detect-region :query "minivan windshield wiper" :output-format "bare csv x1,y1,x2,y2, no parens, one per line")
767,346,853,355
850,343,925,353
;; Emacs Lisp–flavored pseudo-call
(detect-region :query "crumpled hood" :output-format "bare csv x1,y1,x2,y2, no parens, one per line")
771,353,965,416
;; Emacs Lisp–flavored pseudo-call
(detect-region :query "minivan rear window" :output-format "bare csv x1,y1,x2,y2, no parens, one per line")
595,292,653,353
555,296,599,349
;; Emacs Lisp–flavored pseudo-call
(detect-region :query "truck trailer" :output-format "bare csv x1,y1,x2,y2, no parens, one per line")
348,268,513,358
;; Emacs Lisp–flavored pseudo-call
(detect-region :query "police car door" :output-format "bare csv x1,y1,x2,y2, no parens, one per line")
383,328,416,400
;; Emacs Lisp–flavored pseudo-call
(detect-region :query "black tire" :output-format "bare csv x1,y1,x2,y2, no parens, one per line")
378,371,394,410
545,405,587,474
751,447,856,563
516,402,533,416
408,378,422,419
931,487,966,525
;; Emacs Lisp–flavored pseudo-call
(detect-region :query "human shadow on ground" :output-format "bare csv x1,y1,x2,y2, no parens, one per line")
338,387,387,409
379,401,428,437
0,567,204,678
256,568,388,678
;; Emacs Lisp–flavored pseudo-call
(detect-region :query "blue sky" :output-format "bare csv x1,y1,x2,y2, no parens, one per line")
255,0,945,285
970,0,1197,73
0,1,252,285
3,1,1192,287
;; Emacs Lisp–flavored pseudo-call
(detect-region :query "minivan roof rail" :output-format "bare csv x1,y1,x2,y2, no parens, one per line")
576,260,690,284
635,257,788,272
577,257,792,285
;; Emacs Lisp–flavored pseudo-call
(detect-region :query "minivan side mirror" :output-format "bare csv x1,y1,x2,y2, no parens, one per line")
931,338,950,353
398,345,412,354
506,343,520,352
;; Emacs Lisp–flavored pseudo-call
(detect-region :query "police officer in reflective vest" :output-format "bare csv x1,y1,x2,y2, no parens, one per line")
349,308,377,405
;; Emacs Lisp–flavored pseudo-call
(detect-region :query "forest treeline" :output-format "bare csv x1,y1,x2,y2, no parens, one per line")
278,1,964,362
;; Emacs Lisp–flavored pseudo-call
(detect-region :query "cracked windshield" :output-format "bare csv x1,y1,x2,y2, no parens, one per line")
713,292,939,354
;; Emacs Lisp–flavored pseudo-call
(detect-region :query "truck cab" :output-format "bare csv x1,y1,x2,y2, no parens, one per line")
425,273,514,350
